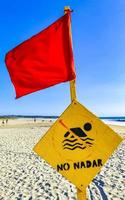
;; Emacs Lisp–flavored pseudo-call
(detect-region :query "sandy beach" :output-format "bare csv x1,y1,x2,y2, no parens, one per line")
0,118,125,200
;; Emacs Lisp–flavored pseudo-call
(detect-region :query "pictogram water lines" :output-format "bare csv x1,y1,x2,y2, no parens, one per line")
62,137,94,150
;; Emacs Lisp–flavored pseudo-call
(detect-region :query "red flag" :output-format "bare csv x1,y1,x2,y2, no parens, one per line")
5,13,76,98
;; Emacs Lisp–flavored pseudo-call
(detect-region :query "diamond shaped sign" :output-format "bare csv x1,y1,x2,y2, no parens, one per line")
33,101,123,191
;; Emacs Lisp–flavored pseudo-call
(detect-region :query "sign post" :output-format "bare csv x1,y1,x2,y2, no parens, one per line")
64,6,77,103
33,8,123,200
77,189,86,200
64,7,85,199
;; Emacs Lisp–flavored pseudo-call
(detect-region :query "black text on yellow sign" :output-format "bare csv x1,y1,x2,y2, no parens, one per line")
33,101,123,192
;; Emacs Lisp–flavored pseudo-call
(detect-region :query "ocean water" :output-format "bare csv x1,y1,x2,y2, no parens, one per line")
1,115,125,126
100,116,125,126
33,116,125,126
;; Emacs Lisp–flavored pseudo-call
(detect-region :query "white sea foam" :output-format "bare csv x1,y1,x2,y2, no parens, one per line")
102,119,125,126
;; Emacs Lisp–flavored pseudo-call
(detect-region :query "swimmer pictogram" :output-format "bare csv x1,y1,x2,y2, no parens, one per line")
59,120,94,150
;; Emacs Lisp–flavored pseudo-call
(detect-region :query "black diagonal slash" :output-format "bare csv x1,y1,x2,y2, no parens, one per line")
59,119,84,143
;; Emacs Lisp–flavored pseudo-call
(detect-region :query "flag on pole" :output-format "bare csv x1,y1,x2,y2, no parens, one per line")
5,12,76,98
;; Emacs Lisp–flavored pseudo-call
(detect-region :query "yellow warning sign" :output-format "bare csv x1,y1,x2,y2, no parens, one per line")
33,101,123,191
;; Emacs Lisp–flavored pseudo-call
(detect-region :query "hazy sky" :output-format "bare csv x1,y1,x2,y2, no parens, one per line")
0,0,125,116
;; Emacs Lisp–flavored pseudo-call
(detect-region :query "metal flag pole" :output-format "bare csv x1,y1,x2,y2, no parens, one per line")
64,6,77,103
64,6,86,200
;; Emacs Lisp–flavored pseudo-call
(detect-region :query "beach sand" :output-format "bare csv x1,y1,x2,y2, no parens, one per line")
0,119,125,199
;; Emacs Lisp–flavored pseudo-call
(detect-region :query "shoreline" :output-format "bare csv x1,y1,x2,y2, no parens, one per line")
0,118,125,135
